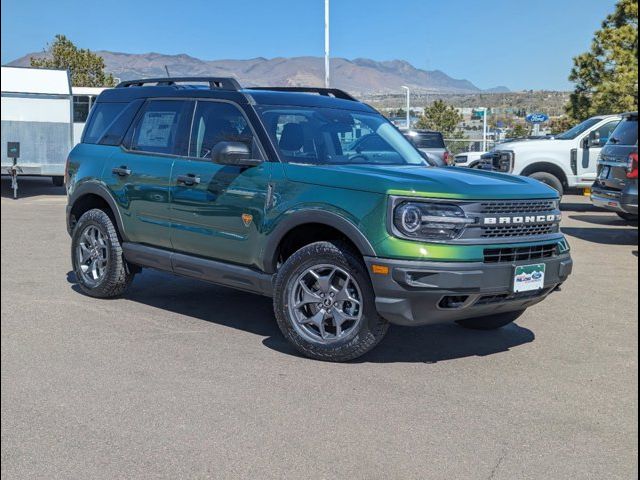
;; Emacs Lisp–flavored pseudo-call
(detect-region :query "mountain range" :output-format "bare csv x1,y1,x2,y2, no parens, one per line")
7,51,510,95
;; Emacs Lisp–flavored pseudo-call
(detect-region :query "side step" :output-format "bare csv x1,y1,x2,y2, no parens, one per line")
122,243,273,297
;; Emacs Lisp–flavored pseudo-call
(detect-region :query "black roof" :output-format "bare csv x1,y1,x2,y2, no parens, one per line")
98,78,376,113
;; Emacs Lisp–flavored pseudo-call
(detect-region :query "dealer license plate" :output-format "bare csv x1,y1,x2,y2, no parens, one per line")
513,264,546,293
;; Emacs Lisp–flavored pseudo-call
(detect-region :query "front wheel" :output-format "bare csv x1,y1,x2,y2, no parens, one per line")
71,208,135,298
273,241,388,362
456,310,525,330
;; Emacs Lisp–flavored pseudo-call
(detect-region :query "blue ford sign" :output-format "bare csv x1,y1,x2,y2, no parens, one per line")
526,113,549,124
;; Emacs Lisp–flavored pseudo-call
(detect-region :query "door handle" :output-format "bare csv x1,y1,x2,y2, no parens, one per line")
112,166,131,176
177,174,201,186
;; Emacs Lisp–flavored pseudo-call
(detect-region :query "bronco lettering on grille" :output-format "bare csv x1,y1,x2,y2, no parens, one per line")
483,214,562,225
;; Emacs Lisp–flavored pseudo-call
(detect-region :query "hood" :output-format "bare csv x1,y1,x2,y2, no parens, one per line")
494,138,568,152
283,164,558,200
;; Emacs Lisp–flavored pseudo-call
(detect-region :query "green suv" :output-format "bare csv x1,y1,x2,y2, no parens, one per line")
66,77,573,361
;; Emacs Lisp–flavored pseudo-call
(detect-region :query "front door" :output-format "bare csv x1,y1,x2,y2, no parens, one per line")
578,119,620,183
169,100,270,268
102,99,194,249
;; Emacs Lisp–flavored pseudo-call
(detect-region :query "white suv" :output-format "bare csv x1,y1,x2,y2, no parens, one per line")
481,115,621,195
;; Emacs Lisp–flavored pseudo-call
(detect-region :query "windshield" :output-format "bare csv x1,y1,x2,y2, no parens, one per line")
257,106,427,166
555,117,601,140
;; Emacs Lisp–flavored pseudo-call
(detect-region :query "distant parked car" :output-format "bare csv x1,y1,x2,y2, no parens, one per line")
591,112,638,222
401,129,451,167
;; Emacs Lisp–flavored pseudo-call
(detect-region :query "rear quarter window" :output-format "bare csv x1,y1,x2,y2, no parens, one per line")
609,118,638,146
407,132,445,149
83,102,128,144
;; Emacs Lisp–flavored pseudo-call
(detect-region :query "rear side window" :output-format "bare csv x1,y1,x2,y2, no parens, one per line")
98,100,144,146
83,103,127,144
129,100,194,156
407,132,445,149
609,118,638,146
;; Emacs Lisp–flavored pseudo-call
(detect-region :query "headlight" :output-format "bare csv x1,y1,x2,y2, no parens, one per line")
392,201,474,241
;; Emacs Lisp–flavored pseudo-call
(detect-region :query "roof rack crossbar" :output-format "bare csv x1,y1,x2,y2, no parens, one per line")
247,87,358,102
116,77,242,90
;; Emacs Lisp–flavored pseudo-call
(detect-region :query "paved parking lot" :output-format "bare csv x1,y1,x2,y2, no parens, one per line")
1,177,638,479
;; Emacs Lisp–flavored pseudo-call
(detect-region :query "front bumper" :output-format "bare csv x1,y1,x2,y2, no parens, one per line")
364,253,573,326
591,182,639,215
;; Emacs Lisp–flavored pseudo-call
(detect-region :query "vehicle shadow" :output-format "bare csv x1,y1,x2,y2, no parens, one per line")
0,176,65,199
568,214,638,227
562,226,638,246
68,269,536,364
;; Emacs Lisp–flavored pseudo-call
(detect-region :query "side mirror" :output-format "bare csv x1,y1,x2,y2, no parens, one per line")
587,130,601,148
211,142,261,167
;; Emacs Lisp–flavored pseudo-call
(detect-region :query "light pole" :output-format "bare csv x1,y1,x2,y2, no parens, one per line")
479,107,488,152
401,86,410,130
324,0,330,88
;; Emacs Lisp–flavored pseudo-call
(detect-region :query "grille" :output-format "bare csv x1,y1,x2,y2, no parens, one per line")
484,243,558,263
480,200,557,214
481,223,558,239
474,288,553,306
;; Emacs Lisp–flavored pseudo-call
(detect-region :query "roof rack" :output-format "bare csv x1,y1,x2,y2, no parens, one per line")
247,87,358,102
115,77,241,90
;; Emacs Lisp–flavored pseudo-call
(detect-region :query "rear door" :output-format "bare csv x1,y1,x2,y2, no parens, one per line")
103,99,194,249
169,100,270,267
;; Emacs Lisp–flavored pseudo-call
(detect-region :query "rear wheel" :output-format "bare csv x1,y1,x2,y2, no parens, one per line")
529,172,564,196
456,310,525,330
71,208,134,298
617,212,638,222
274,241,388,362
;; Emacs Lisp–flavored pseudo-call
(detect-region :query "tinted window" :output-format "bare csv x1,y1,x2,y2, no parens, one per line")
73,95,90,123
130,100,193,155
406,132,445,149
189,101,257,158
609,118,638,146
83,102,127,144
98,100,144,146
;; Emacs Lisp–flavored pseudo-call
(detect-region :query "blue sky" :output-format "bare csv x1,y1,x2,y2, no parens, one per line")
1,0,617,91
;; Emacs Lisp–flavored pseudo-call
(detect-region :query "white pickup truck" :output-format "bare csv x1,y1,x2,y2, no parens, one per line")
480,115,622,195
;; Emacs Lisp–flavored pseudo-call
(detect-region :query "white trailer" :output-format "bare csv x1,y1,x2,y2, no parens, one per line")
72,86,107,146
1,66,73,191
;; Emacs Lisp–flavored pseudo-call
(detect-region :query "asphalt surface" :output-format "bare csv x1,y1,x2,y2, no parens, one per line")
1,177,638,480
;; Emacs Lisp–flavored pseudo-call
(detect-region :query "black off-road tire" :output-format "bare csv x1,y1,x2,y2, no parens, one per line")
273,241,389,362
456,309,525,330
71,208,134,298
529,172,564,196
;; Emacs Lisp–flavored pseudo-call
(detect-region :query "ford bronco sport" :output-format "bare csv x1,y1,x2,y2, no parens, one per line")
66,77,573,362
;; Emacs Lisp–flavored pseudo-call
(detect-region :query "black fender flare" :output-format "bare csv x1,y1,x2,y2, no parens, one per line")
261,210,377,273
67,181,128,240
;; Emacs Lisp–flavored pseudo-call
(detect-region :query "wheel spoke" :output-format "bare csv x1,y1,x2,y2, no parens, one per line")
294,281,322,308
79,244,91,263
332,277,360,306
309,268,335,293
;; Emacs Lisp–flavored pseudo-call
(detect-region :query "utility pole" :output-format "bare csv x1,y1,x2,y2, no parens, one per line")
324,0,330,88
481,107,488,152
401,86,410,130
